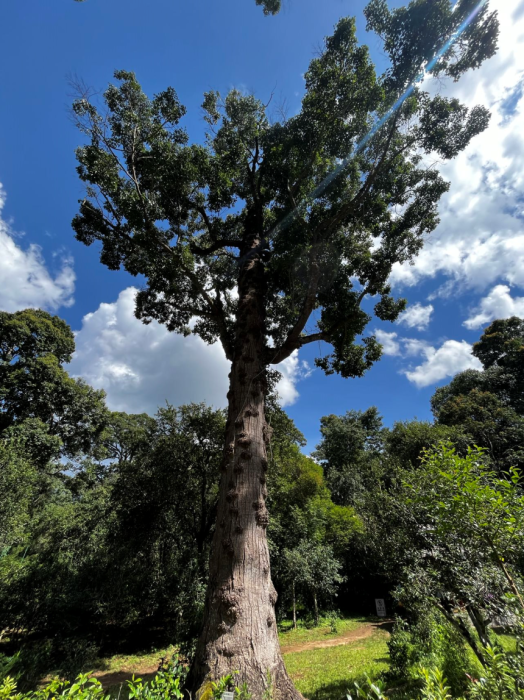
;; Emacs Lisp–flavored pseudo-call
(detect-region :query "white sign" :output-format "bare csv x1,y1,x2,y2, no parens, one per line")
375,599,387,617
221,693,235,700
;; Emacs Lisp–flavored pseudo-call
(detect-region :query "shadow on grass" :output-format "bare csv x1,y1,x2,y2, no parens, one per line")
303,672,384,700
304,677,416,700
304,678,350,700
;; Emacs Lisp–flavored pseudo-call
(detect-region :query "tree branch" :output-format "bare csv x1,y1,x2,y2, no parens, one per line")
270,284,369,365
190,239,243,256
154,237,235,361
269,250,321,364
434,601,486,667
313,114,402,241
82,198,234,360
195,206,216,238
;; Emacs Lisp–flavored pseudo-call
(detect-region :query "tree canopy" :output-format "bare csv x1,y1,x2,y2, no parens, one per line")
432,317,524,472
72,1,498,382
0,309,107,460
313,407,385,506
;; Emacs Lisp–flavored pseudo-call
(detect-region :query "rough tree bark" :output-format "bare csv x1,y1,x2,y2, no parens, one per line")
188,235,303,699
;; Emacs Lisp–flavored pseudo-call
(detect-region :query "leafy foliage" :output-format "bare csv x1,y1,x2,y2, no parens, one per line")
0,309,107,460
0,440,37,552
431,317,524,472
72,2,497,382
313,408,385,506
0,659,187,700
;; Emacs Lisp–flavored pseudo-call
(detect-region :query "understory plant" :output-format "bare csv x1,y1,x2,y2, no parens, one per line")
0,655,188,700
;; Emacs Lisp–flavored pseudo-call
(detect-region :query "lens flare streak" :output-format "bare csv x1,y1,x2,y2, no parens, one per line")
266,0,488,240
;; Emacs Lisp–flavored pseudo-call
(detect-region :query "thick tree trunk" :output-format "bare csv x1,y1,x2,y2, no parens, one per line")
188,242,302,699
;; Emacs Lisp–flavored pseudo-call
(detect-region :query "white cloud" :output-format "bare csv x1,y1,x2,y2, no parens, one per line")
389,1,524,296
0,183,75,312
375,329,401,356
70,287,307,415
404,340,482,389
376,328,483,388
397,303,434,330
275,351,312,406
464,284,524,329
402,337,432,358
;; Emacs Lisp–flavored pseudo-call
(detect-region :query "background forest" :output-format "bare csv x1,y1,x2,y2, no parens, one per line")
2,309,524,699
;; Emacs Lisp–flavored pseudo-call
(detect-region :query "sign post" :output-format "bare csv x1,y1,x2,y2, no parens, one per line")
221,692,235,700
375,599,387,617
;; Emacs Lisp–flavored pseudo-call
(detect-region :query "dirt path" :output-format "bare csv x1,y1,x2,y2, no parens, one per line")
281,620,392,655
91,621,392,688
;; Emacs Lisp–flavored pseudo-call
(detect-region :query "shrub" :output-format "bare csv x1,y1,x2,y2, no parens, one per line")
387,618,416,679
346,675,388,700
386,612,472,695
326,610,340,634
0,656,187,700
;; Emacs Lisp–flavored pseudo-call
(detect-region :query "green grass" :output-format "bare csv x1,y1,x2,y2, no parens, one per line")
495,633,518,653
283,626,390,700
278,617,366,650
88,617,389,699
91,645,176,674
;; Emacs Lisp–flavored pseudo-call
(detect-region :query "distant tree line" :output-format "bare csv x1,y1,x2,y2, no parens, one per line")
1,309,522,689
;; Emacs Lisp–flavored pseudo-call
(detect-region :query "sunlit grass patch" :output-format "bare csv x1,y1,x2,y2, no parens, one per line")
283,627,390,700
278,616,366,649
88,645,176,675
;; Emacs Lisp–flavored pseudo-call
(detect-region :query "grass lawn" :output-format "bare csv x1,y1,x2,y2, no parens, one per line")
283,623,390,700
91,645,176,675
86,616,390,699
278,616,367,650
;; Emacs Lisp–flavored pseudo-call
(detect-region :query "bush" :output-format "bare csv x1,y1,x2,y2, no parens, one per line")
0,655,187,700
326,610,340,634
386,612,472,695
387,618,416,679
0,674,109,700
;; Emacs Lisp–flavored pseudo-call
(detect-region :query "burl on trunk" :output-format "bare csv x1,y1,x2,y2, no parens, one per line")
188,242,302,699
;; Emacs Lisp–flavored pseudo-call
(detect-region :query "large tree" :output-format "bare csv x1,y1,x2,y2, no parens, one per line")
432,317,524,472
313,407,385,506
0,309,107,460
71,1,498,695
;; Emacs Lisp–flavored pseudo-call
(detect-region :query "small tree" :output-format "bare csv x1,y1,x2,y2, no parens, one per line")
282,547,308,629
71,1,498,694
283,541,343,627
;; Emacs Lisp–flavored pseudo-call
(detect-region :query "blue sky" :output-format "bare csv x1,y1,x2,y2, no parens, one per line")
1,0,523,450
